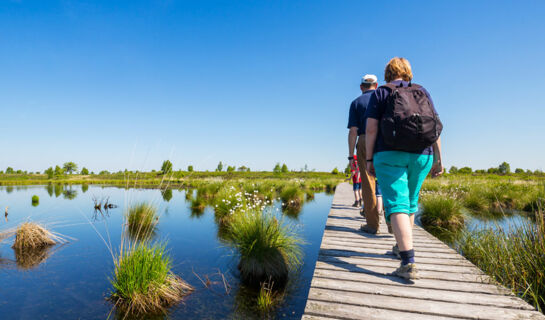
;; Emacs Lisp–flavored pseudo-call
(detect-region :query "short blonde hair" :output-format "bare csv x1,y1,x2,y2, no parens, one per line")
384,57,413,83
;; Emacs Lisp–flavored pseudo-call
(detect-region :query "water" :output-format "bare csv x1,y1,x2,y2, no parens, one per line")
0,185,333,319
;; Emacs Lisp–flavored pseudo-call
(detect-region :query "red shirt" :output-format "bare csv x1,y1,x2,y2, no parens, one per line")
351,161,361,184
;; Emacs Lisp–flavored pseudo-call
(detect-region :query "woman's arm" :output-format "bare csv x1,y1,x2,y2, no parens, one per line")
431,137,444,177
365,118,379,176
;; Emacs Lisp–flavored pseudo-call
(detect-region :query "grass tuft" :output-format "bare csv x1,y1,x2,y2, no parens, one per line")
228,209,303,287
420,195,465,232
126,203,158,240
110,242,193,315
12,222,58,249
31,195,39,206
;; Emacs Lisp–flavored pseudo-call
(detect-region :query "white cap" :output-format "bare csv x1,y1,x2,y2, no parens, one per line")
361,74,378,84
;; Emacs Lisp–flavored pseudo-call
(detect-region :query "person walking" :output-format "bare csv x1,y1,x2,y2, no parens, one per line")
347,155,363,207
347,74,381,234
365,57,444,279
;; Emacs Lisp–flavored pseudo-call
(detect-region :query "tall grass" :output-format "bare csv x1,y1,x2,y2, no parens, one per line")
420,194,465,232
228,209,303,287
279,185,304,214
125,203,159,240
31,195,39,206
110,242,193,315
459,209,545,312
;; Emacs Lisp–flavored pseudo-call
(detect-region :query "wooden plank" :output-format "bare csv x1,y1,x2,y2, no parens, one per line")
302,183,545,320
305,299,461,320
308,288,545,320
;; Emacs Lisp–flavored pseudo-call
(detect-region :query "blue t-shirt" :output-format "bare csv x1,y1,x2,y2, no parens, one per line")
364,80,438,155
347,89,375,135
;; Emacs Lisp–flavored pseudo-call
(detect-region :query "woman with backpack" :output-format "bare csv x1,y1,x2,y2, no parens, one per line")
364,57,444,280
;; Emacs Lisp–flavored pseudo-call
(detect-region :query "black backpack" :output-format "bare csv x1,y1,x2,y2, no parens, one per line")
380,82,443,152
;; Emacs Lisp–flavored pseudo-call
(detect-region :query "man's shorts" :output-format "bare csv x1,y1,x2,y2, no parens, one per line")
374,151,433,222
352,182,361,191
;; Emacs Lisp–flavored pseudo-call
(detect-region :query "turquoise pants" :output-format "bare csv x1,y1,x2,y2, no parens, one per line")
373,151,433,222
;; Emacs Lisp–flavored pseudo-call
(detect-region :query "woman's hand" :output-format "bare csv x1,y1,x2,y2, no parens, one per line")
366,160,375,177
431,158,444,178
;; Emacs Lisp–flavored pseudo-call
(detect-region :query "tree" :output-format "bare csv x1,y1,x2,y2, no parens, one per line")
6,167,14,174
344,164,351,175
226,166,235,172
63,162,78,174
80,167,89,175
458,167,473,174
162,189,173,202
216,161,223,172
498,162,511,175
475,169,486,174
45,167,54,179
237,166,250,172
99,170,110,175
331,167,339,175
273,163,282,173
487,167,499,174
187,165,194,172
515,168,524,174
449,166,459,174
304,164,309,172
161,160,173,175
54,165,65,178
281,164,288,173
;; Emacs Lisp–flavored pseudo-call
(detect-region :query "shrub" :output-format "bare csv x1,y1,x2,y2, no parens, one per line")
228,210,303,287
31,195,39,206
110,242,193,315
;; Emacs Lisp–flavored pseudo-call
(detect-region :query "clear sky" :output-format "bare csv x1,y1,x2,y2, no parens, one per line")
1,0,544,173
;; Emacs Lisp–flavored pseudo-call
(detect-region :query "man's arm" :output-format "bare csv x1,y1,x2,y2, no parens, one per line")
365,118,379,176
431,137,444,177
348,127,358,158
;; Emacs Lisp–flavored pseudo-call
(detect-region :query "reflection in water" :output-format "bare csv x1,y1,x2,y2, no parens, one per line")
13,245,58,270
125,224,157,242
46,184,54,197
6,186,14,194
63,188,78,200
82,184,89,193
162,189,173,202
282,206,302,220
54,184,63,197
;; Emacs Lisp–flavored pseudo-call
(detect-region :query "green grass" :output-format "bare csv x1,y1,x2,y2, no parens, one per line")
228,209,303,287
459,211,545,312
256,279,282,314
420,194,465,232
110,242,193,315
31,195,39,206
125,203,159,240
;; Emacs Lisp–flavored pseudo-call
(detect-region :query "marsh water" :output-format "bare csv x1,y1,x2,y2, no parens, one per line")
0,185,333,319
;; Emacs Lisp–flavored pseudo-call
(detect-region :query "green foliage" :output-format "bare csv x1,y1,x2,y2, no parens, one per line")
99,170,110,175
281,164,288,173
126,203,159,240
187,165,194,172
449,166,458,174
161,160,173,175
458,167,472,174
161,189,173,202
515,168,524,174
487,167,499,174
227,209,303,286
344,164,351,175
54,165,65,179
45,167,54,179
63,162,78,174
420,195,465,232
226,166,235,172
6,167,14,174
31,195,39,206
80,167,89,175
216,161,223,172
110,242,192,315
460,212,545,312
273,163,281,174
331,167,339,175
498,161,511,174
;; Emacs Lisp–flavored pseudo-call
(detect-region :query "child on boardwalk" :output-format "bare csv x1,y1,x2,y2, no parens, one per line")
347,154,362,207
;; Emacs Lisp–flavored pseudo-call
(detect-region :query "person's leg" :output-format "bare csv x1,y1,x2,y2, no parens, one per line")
407,154,434,219
390,213,412,251
357,135,379,232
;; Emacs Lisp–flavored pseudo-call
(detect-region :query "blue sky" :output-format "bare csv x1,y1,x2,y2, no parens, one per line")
1,0,544,173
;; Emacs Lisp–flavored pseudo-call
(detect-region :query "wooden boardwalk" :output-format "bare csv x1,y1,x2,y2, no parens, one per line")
302,183,545,320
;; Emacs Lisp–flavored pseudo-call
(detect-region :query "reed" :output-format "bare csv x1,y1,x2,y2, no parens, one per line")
420,194,465,232
125,203,159,240
12,222,58,250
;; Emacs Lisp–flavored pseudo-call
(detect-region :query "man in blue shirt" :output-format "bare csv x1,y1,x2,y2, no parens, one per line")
347,74,381,234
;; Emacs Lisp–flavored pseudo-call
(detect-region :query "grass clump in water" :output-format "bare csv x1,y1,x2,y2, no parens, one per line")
279,186,304,212
12,222,58,249
228,209,303,287
110,242,193,315
126,203,158,239
420,195,465,232
31,195,39,206
459,210,545,312
256,279,283,314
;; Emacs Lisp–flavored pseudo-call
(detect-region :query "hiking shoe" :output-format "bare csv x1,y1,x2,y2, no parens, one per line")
392,244,400,259
359,199,363,207
352,201,359,207
392,263,419,280
359,208,365,217
360,224,378,235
